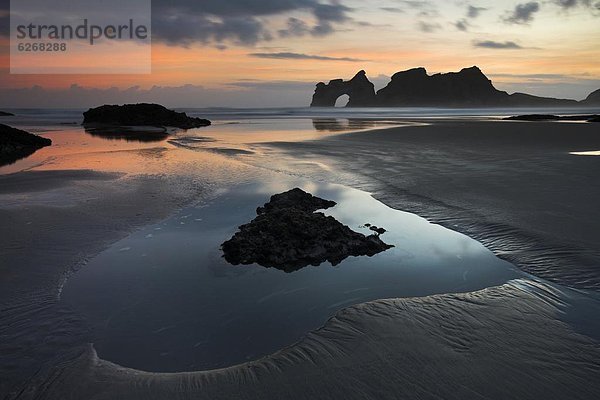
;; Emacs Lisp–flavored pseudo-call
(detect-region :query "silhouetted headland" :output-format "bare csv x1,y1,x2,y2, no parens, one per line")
0,111,14,117
311,66,600,107
0,124,51,166
221,188,393,272
505,114,600,122
583,88,600,105
83,103,211,130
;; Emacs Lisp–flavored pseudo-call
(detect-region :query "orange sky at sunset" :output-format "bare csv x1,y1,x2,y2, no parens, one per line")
1,0,599,107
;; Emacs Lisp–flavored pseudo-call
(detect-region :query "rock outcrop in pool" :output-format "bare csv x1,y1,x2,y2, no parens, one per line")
221,188,394,272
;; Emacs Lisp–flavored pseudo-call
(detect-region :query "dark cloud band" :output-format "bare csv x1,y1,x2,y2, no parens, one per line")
474,40,523,49
248,52,364,61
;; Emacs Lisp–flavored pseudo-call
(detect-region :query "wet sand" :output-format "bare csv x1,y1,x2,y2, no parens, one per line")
0,130,265,397
2,119,600,399
16,280,600,400
263,119,600,290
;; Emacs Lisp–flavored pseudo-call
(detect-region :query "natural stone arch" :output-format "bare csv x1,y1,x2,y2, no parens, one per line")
310,70,377,107
335,94,350,107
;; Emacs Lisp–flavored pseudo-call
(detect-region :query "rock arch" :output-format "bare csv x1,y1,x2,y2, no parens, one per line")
310,70,377,107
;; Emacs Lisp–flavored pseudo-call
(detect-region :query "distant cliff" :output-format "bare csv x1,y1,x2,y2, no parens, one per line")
310,66,595,108
583,88,600,105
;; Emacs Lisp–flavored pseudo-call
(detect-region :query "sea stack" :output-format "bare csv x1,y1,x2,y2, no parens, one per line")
311,70,377,107
310,66,591,107
376,66,510,106
83,103,211,129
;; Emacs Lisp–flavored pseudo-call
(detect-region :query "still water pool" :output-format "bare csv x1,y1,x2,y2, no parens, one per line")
60,178,520,372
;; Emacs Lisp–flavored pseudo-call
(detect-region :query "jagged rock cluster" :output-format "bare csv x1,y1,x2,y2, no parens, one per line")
83,103,211,129
0,124,52,166
311,66,599,108
221,188,394,272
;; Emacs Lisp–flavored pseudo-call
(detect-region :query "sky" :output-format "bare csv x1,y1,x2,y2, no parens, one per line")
0,0,599,108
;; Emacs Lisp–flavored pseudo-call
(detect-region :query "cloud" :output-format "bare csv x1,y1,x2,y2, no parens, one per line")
418,21,442,32
226,80,314,90
457,5,487,31
380,7,405,13
503,2,540,24
152,15,272,46
395,1,431,9
0,0,8,37
474,40,523,49
455,19,469,31
0,0,354,45
553,0,600,11
555,0,579,7
467,5,487,18
310,2,352,36
278,18,311,38
0,82,315,108
248,52,365,61
149,0,354,44
490,73,571,79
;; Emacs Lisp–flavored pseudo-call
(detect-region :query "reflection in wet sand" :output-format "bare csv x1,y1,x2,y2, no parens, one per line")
3,114,600,399
311,118,395,132
84,126,169,142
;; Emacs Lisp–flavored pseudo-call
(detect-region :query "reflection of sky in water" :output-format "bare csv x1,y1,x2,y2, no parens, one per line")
61,179,520,373
0,117,399,175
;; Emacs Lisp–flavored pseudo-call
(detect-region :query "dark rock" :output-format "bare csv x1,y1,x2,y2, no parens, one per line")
370,226,387,236
222,188,393,272
256,188,336,214
507,92,578,107
505,114,561,121
377,66,511,107
311,70,377,107
0,111,15,117
588,116,600,123
311,66,583,107
504,114,599,122
583,88,600,105
0,124,52,166
83,103,211,130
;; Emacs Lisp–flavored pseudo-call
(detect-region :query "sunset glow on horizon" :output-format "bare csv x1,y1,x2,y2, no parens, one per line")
1,0,599,107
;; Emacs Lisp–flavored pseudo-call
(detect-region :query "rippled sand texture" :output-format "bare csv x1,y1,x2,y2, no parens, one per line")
2,119,600,399
0,128,269,397
24,280,600,400
261,120,600,290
